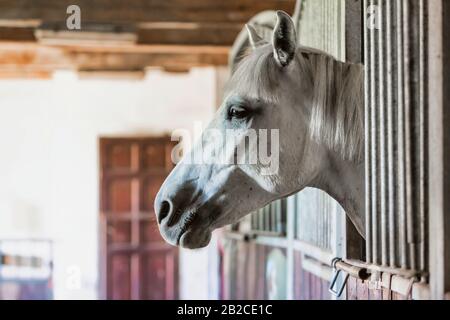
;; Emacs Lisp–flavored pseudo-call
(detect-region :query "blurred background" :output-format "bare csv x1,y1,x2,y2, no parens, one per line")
0,0,298,300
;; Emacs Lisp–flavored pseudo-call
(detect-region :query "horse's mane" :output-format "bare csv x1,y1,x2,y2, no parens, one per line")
303,47,364,162
227,44,364,162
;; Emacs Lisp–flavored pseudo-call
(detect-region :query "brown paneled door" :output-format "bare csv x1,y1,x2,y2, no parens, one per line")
99,137,178,300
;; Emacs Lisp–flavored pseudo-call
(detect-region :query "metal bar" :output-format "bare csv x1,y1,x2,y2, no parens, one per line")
254,236,289,248
261,206,266,231
294,195,300,239
292,0,304,32
397,0,426,275
227,230,284,240
251,212,256,230
418,0,428,274
302,256,333,281
292,240,334,265
276,200,281,234
318,193,323,249
378,0,389,267
265,203,271,232
370,0,380,266
403,0,416,271
281,199,287,235
364,0,373,264
223,232,253,242
396,0,408,269
345,258,425,279
268,201,278,232
325,196,329,250
271,201,277,233
286,195,296,300
258,207,264,231
386,0,398,268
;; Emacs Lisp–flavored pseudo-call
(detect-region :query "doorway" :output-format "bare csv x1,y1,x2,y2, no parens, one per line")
99,137,178,300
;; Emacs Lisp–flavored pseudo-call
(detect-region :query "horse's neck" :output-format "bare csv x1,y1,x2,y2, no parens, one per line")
303,56,365,237
310,145,366,238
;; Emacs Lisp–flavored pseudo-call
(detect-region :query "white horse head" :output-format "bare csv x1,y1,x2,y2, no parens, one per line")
155,11,365,249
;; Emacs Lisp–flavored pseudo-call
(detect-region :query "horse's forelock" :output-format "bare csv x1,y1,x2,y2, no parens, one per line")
226,45,282,103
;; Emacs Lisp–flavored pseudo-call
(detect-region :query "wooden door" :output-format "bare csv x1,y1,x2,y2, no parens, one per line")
99,137,178,300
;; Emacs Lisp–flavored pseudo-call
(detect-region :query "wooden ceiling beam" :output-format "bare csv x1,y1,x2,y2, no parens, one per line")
0,27,36,41
0,0,293,76
0,41,229,55
29,22,242,46
77,70,146,79
0,17,245,53
0,43,228,76
71,52,228,70
0,69,52,79
137,23,243,46
0,0,296,24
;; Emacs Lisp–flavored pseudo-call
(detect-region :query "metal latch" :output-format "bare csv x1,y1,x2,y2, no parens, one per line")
329,258,371,298
329,258,349,297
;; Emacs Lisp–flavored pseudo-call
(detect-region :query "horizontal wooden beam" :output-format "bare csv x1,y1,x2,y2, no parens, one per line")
0,42,228,77
0,69,52,79
0,0,296,24
60,44,229,55
31,22,242,46
0,40,229,55
137,23,243,46
73,51,228,70
0,27,36,41
77,70,146,79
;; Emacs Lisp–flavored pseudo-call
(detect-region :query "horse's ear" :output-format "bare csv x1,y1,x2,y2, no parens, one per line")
246,24,264,50
272,11,297,67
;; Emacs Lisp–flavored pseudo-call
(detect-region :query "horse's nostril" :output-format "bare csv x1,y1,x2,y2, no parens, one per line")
158,200,172,224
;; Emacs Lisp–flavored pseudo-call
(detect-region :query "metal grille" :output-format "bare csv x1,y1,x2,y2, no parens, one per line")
294,188,342,252
364,0,428,274
250,199,287,236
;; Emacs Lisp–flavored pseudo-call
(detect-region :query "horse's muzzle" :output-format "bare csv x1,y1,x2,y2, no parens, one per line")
154,191,206,248
154,194,178,245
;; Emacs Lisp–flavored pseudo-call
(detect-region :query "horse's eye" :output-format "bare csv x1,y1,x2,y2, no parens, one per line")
228,105,249,119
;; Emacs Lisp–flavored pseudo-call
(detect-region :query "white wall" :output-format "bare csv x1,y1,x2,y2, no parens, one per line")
0,68,220,299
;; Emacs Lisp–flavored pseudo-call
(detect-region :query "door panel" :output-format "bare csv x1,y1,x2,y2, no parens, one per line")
142,175,167,211
108,144,132,169
108,180,132,212
109,253,132,300
140,219,164,243
107,220,132,244
100,137,178,300
140,251,177,300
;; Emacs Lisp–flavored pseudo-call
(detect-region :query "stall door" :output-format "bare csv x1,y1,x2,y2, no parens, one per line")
99,137,178,300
